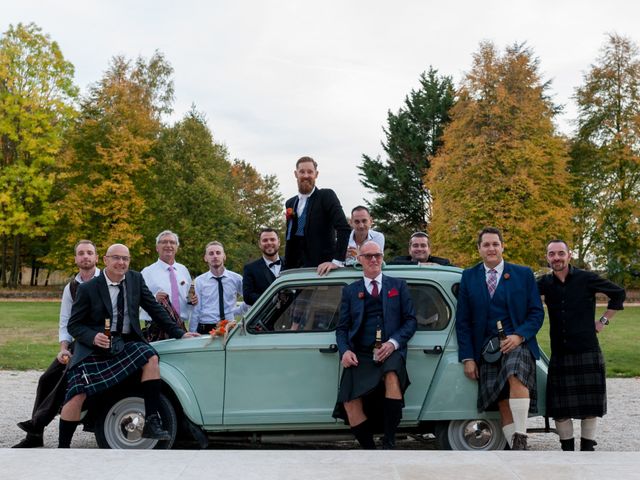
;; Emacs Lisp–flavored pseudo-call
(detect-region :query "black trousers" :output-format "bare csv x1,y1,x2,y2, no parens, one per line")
29,357,69,432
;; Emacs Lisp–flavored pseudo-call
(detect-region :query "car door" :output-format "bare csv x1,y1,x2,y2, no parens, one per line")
223,282,346,426
402,281,454,421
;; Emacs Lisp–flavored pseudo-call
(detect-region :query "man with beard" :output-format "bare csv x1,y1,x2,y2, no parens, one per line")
537,239,625,451
243,228,284,306
13,240,100,448
283,156,351,276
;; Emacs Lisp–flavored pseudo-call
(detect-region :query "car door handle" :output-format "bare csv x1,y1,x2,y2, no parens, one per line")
319,344,338,353
423,346,443,355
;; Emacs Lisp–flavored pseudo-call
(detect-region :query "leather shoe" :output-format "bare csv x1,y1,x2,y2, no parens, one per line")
142,414,170,440
560,438,575,451
12,434,44,448
580,438,597,451
17,420,41,436
511,433,528,450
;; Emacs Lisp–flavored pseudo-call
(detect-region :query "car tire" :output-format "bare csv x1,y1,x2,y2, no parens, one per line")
95,393,177,449
434,419,506,450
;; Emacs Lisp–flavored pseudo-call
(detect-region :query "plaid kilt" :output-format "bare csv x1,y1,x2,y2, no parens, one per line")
547,349,606,419
65,341,157,403
333,350,410,424
478,345,537,413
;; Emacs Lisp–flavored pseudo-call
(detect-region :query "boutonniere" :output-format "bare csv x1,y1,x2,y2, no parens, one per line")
286,207,295,221
358,291,365,299
388,288,399,298
180,280,186,286
503,273,510,280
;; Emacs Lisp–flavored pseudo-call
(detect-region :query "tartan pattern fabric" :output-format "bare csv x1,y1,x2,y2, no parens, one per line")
487,268,497,298
546,349,606,419
478,344,537,413
64,341,157,403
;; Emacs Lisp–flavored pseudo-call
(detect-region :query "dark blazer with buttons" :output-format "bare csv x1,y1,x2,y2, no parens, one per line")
336,274,417,359
67,270,184,369
283,188,351,269
242,257,284,306
455,262,544,363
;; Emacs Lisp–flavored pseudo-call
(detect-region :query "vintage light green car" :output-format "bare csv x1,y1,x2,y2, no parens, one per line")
92,264,549,450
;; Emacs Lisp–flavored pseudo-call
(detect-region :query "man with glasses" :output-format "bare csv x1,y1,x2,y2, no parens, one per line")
141,230,197,335
390,232,451,266
334,241,417,449
13,240,100,448
57,244,199,448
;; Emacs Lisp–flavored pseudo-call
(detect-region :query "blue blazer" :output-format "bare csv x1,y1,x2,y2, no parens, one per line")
336,274,417,359
455,262,544,363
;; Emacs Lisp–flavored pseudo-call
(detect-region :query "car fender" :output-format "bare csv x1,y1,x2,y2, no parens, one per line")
160,362,204,425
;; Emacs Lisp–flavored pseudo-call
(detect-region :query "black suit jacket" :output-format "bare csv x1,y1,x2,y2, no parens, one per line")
67,270,184,368
389,255,452,266
284,188,350,269
242,257,284,305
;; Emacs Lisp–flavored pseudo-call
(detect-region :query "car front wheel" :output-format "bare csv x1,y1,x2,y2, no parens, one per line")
435,419,506,450
94,394,177,449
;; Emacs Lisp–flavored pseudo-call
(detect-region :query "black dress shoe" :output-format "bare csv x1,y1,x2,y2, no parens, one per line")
12,434,44,448
560,438,575,451
511,433,528,450
580,438,597,451
17,420,41,436
142,414,170,440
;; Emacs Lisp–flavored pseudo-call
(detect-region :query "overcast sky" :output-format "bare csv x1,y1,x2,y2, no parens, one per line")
4,1,640,214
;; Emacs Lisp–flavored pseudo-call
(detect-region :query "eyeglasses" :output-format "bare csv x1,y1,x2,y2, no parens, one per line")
158,239,177,245
105,255,131,262
359,253,384,261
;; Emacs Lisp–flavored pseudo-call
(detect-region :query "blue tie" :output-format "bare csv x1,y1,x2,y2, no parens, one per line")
295,199,309,236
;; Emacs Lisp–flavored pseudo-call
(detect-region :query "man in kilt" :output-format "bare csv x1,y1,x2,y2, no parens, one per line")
334,241,417,449
58,244,199,448
537,239,625,451
456,227,544,450
13,240,100,448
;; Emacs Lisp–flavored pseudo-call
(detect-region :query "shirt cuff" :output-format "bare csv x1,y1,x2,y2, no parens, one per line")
332,259,345,267
389,338,399,350
461,358,474,363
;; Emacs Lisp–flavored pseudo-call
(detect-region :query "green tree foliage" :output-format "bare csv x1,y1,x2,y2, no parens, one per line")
571,33,640,285
46,52,173,271
0,23,78,286
428,42,572,268
358,68,454,255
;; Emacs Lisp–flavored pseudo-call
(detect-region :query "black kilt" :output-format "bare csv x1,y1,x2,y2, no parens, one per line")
65,341,157,403
478,345,537,413
547,349,606,419
333,350,410,425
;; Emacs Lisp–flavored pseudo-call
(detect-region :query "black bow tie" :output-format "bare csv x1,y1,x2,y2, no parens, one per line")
269,259,281,268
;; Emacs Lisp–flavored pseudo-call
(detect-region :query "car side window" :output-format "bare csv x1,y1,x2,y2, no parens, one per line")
407,284,451,331
247,284,344,333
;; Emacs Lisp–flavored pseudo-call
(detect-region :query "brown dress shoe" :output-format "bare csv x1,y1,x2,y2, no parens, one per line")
511,433,528,450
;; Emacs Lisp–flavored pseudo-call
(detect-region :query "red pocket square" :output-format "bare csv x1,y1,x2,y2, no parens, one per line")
388,288,399,298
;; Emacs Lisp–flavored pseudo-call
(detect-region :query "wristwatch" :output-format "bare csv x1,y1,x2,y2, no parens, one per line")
599,315,609,325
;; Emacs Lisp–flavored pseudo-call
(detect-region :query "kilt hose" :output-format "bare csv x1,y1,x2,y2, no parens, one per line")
547,349,606,419
65,341,158,403
478,344,537,413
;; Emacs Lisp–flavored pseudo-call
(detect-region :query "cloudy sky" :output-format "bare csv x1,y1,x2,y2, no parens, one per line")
4,1,640,212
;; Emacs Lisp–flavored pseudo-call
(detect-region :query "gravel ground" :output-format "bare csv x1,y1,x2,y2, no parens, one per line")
1,370,638,450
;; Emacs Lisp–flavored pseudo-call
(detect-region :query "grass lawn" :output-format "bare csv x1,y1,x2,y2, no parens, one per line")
0,302,638,376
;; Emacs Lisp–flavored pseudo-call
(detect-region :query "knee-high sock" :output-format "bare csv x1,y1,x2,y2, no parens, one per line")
350,419,376,449
58,419,79,448
383,398,403,447
555,418,574,440
509,398,530,435
581,418,597,440
142,379,161,417
502,423,515,447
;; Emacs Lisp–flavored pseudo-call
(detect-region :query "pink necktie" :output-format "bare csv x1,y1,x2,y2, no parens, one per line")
168,266,181,317
487,269,497,298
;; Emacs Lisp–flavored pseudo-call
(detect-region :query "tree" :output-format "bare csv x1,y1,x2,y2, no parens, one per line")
428,42,572,268
358,68,454,255
0,23,78,286
571,33,640,285
46,52,172,271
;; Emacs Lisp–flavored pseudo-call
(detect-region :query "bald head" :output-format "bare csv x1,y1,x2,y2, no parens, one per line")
103,243,130,282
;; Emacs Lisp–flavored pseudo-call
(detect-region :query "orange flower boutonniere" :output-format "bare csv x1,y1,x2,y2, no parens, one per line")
210,319,236,337
358,291,365,299
286,208,295,221
503,273,510,280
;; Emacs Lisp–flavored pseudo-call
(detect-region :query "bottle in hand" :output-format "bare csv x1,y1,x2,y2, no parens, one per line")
373,327,383,363
496,320,507,341
104,317,112,349
186,280,196,305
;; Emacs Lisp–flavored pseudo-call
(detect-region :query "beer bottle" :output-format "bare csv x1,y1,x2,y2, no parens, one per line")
496,320,507,341
373,327,383,363
186,280,196,305
104,318,112,349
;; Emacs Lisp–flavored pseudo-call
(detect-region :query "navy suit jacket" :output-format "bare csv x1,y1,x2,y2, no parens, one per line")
67,270,184,368
336,274,417,359
242,257,284,306
455,262,544,363
283,188,350,269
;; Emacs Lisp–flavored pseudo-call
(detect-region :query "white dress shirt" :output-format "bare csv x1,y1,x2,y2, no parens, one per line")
484,260,505,290
263,256,282,277
59,268,101,343
141,259,193,321
190,268,249,331
104,271,131,334
346,230,386,265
